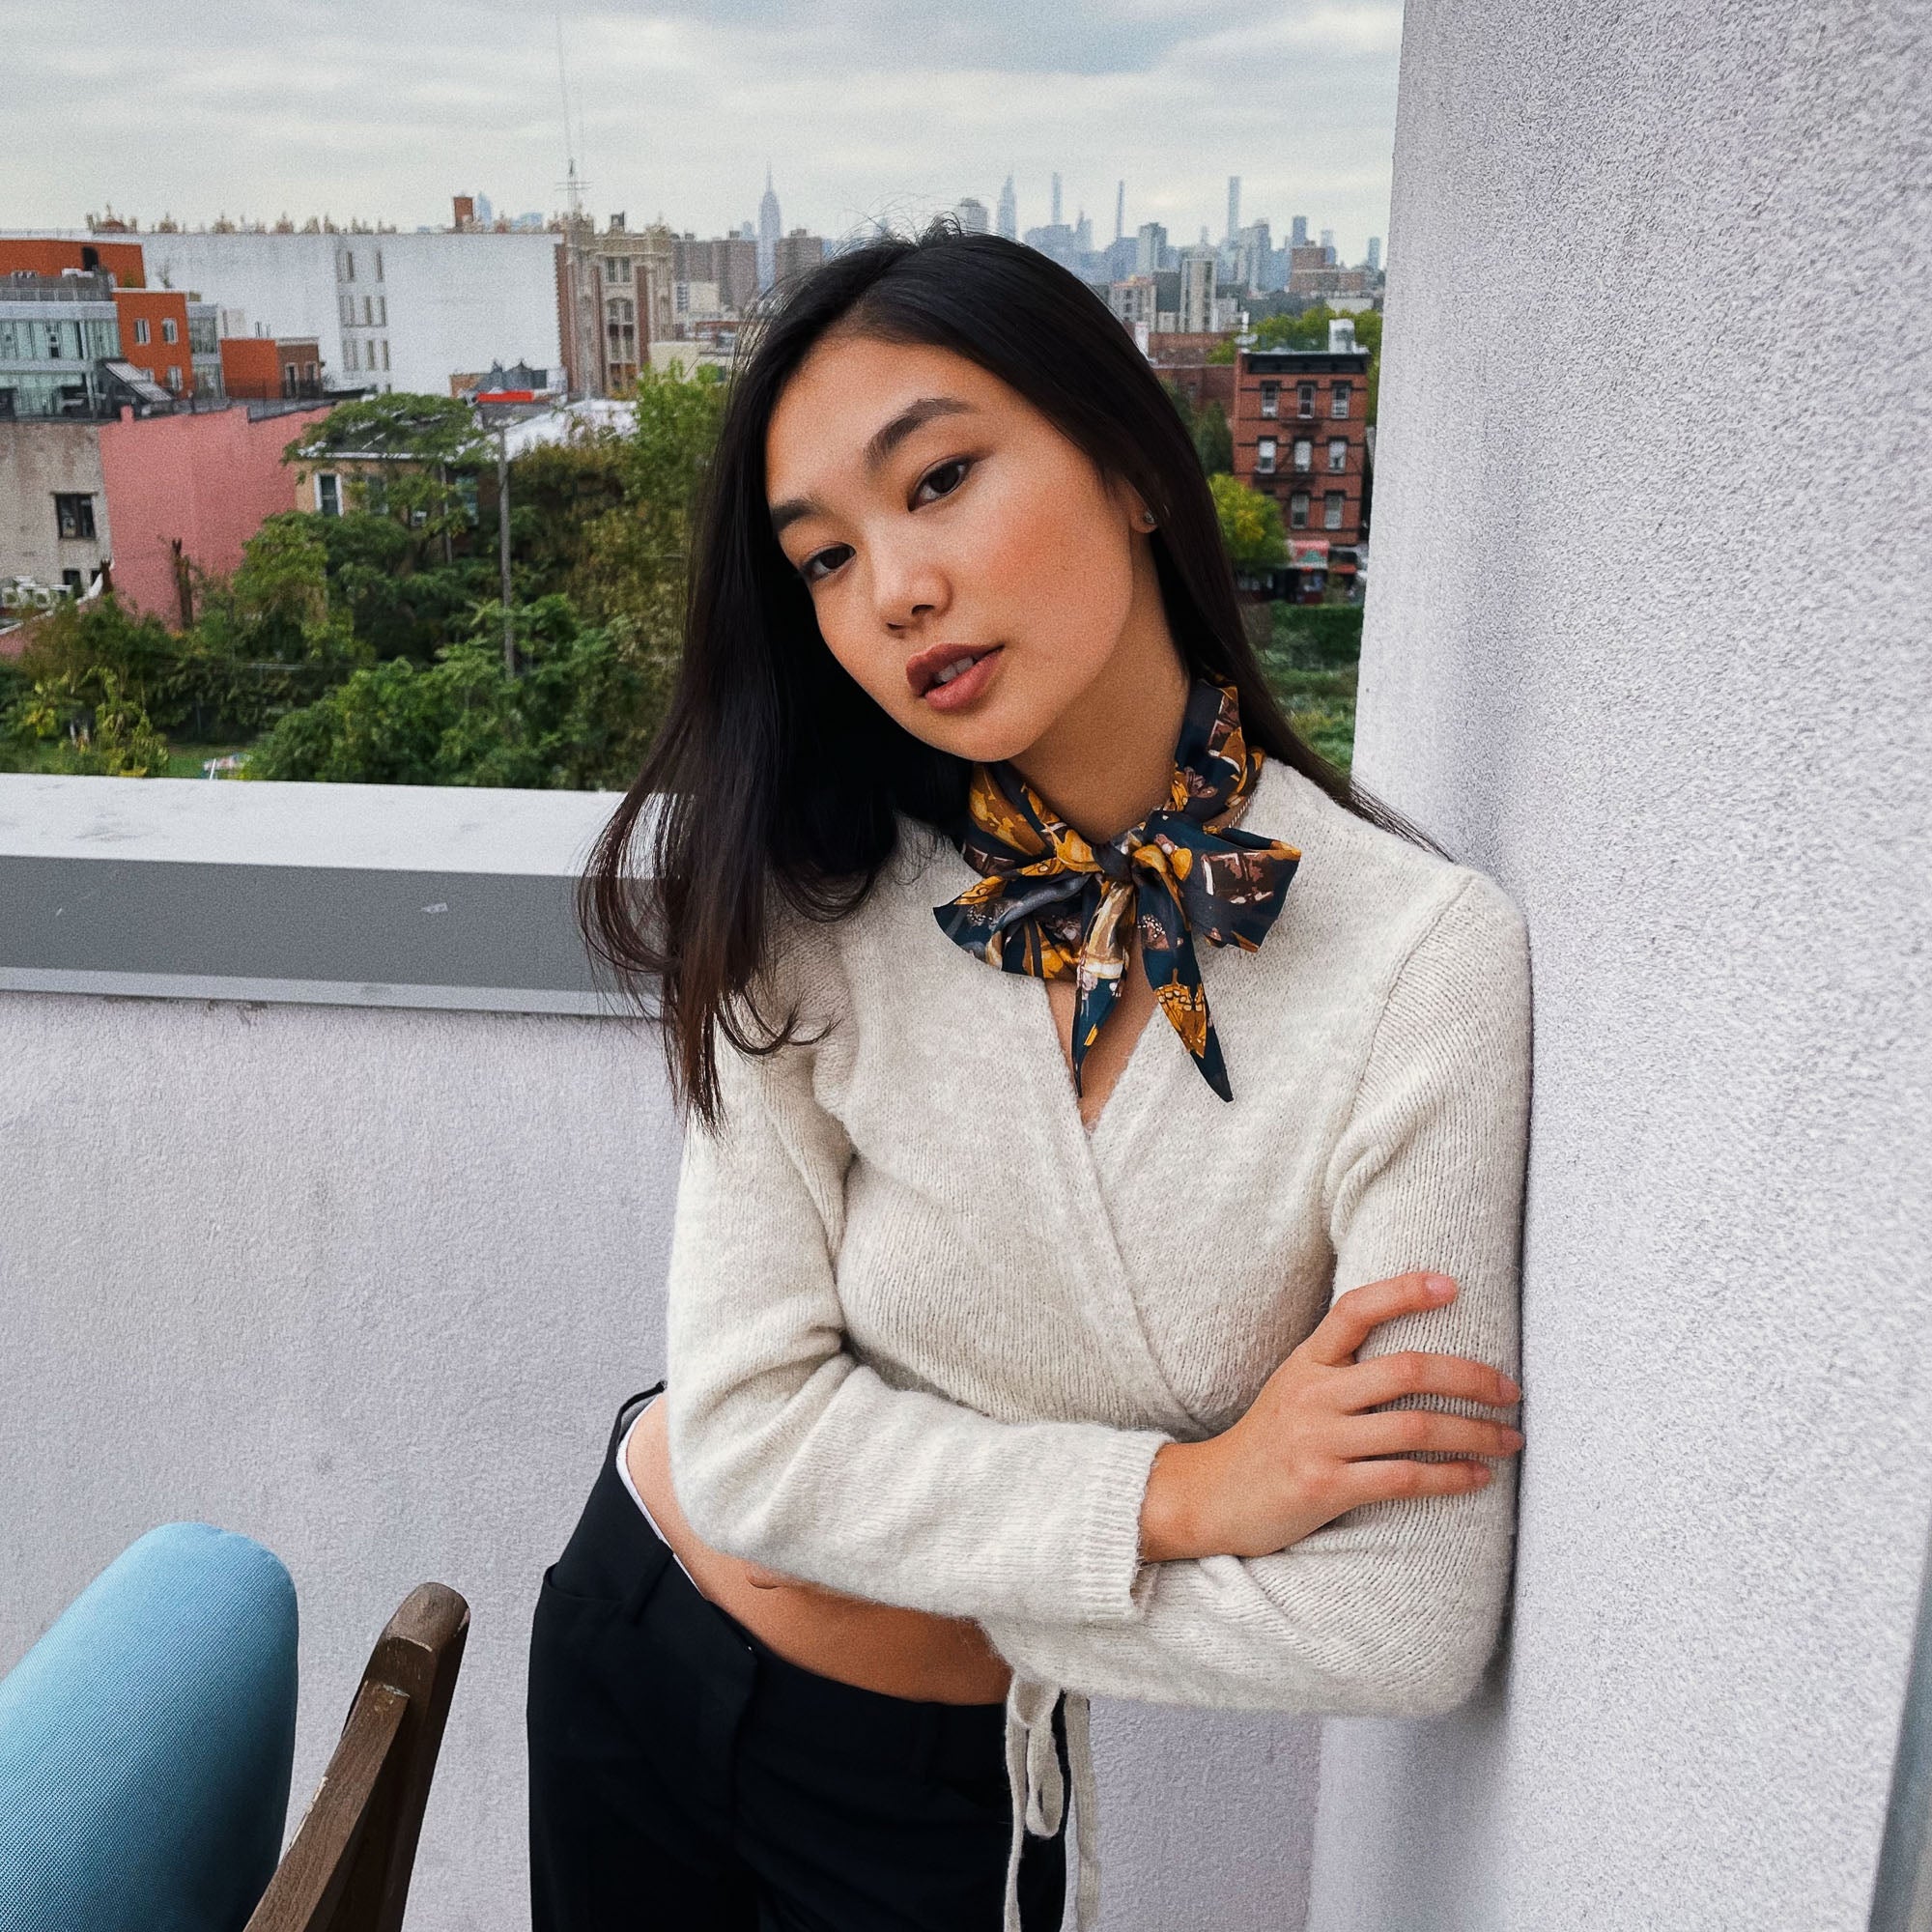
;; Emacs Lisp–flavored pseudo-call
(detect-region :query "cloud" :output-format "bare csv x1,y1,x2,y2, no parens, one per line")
8,0,1401,256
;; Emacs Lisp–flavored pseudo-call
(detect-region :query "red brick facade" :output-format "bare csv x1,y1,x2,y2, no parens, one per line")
109,290,193,398
0,238,147,288
1232,347,1372,580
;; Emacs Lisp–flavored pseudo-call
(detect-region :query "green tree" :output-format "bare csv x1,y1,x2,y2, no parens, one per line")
1209,473,1288,572
246,595,663,791
1195,400,1234,476
1161,380,1234,478
283,393,490,565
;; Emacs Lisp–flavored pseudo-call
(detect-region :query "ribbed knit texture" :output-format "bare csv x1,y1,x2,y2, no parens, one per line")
664,752,1532,1928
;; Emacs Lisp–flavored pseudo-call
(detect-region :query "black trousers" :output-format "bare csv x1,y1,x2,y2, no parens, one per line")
526,1387,1070,1931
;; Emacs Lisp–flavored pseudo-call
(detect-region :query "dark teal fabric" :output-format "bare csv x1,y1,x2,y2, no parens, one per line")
0,1522,298,1932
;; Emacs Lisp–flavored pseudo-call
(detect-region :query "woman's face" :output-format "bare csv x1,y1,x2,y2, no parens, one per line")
763,332,1158,765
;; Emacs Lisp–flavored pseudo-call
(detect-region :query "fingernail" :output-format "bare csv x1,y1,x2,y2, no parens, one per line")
1426,1274,1456,1299
1502,1376,1521,1398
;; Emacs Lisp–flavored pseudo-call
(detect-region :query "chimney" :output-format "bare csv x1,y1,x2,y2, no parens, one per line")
453,195,475,231
609,212,626,234
1327,318,1356,354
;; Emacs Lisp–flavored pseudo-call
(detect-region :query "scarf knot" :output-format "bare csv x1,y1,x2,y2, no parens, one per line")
933,678,1301,1102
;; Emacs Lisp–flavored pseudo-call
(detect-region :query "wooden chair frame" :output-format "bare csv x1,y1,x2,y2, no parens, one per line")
243,1582,469,1932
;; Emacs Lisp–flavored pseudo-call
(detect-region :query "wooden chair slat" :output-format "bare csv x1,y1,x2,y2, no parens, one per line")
243,1581,469,1932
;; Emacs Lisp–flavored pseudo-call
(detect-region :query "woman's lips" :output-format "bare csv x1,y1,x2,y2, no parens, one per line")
918,645,1004,712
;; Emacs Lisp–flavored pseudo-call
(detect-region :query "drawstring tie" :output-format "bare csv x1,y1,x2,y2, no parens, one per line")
1002,1674,1101,1932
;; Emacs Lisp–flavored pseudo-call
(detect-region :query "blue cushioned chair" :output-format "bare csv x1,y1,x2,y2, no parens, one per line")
0,1523,469,1932
0,1522,298,1932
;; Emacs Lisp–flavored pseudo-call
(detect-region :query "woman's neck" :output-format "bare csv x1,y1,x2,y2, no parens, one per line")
1006,558,1190,844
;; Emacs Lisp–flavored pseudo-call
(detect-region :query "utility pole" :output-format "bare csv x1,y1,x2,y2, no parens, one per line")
496,421,514,675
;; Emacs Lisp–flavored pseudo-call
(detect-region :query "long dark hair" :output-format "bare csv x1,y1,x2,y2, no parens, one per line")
580,221,1426,1125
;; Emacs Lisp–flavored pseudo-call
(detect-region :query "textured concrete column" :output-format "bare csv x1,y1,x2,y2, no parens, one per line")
1306,4,1931,1928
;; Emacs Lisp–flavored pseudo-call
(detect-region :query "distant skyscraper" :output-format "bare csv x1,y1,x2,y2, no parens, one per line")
1367,236,1382,272
1051,173,1063,227
1115,180,1125,242
1135,220,1167,277
1291,214,1309,248
955,196,989,236
997,175,1017,241
757,166,781,290
476,192,495,228
1074,212,1093,254
1226,177,1240,243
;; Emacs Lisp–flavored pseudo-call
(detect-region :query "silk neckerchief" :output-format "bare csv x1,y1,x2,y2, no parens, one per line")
932,677,1302,1102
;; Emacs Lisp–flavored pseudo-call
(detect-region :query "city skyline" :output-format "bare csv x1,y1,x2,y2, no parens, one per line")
14,0,1403,263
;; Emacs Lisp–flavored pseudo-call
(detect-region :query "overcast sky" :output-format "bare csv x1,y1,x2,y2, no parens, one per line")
14,0,1403,258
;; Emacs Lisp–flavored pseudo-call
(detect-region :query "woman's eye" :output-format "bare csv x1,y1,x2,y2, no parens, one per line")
914,458,971,505
799,544,853,583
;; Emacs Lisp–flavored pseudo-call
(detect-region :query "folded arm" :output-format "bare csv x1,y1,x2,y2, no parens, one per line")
665,874,1531,1714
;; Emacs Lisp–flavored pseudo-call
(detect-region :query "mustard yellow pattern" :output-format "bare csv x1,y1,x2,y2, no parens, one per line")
933,679,1302,1102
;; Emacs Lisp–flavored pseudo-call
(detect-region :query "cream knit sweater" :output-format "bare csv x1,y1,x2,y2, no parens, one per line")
663,751,1532,1932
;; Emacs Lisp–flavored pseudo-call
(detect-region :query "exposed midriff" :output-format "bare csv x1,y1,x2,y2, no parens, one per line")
628,943,1160,1706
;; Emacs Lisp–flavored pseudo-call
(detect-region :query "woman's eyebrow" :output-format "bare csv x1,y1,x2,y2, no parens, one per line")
864,395,975,470
768,396,978,537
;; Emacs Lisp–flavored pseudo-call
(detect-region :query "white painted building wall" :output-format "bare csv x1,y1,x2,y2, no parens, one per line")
108,231,562,398
1304,2,1932,1928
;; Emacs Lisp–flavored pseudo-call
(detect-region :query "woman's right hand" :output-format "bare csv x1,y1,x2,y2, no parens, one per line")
1138,1271,1523,1564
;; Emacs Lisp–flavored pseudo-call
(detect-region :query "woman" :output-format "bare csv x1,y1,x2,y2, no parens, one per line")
528,225,1530,1932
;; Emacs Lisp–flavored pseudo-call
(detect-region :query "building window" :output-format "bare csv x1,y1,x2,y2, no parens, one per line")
53,493,97,540
376,296,386,326
362,295,374,326
380,340,390,370
164,365,183,391
1297,382,1315,417
317,473,341,517
339,291,355,326
61,568,84,594
161,317,179,345
373,250,384,281
1328,439,1349,472
343,339,357,371
1331,384,1352,418
1293,439,1312,471
1259,381,1278,419
342,251,355,282
1255,437,1276,475
133,317,151,346
1323,491,1345,529
604,255,633,284
1289,492,1310,529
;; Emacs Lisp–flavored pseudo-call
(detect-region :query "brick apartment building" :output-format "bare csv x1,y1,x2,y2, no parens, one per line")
218,335,324,401
1144,331,1236,416
1232,325,1373,595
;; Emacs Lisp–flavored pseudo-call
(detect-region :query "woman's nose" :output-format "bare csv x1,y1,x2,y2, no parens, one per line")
872,542,949,631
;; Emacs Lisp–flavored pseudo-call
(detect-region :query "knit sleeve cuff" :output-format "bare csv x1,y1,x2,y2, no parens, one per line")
1065,1426,1173,1625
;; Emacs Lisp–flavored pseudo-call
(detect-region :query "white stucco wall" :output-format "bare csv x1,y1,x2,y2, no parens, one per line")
0,772,1323,1932
1306,3,1932,1929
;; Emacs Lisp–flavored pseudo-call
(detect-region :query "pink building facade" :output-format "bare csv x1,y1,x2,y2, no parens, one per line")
97,404,331,623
